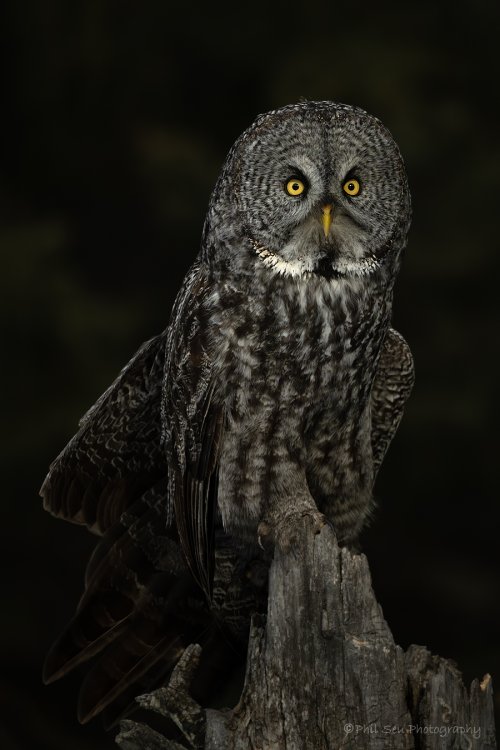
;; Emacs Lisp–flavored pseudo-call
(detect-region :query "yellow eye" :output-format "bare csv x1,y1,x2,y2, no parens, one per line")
343,178,361,196
285,178,306,196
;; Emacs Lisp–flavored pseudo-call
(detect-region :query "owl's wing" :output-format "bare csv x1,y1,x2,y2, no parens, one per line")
371,327,414,477
40,332,189,724
41,263,225,725
163,262,225,602
40,331,168,535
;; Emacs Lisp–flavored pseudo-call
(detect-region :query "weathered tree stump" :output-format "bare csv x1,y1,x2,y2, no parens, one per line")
116,525,496,750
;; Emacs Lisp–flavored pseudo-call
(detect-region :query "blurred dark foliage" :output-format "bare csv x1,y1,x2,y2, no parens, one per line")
1,1,499,747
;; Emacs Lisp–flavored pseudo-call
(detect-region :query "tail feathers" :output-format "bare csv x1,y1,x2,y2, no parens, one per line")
78,521,155,613
44,487,180,685
43,468,254,727
77,622,183,724
80,613,232,728
43,488,210,726
82,479,173,596
43,597,134,684
83,520,128,588
44,546,180,684
100,656,174,730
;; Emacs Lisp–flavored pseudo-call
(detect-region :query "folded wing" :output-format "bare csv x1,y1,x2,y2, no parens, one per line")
371,327,415,477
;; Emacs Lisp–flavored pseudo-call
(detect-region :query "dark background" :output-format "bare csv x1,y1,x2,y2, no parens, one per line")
1,1,499,747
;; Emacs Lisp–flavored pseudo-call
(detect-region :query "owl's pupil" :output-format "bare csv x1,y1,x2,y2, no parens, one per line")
348,183,354,190
292,183,299,191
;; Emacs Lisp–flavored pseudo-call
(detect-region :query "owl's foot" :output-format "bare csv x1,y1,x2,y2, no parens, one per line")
258,507,329,554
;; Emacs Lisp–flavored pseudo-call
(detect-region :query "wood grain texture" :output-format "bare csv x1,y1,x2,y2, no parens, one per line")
117,526,496,750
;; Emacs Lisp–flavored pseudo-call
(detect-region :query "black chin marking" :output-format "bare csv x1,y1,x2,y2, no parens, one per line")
313,257,341,280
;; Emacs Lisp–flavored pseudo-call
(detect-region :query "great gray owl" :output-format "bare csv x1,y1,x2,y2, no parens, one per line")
41,100,414,728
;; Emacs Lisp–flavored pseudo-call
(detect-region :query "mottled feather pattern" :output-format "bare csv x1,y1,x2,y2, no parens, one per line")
41,101,413,728
41,333,169,534
371,328,415,475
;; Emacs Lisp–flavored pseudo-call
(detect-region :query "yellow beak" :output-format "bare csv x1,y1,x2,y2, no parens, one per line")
322,204,333,237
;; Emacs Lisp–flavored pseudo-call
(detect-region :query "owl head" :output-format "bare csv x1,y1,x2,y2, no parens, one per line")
206,101,411,281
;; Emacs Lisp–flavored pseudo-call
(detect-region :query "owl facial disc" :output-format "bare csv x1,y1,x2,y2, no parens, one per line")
228,102,409,282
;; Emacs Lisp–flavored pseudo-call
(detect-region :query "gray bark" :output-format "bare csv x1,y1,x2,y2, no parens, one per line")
116,525,496,750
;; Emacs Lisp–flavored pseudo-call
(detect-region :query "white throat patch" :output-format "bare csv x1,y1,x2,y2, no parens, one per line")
248,238,314,279
248,237,380,280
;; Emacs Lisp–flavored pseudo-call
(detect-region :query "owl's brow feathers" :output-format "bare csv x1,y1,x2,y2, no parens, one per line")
230,101,398,206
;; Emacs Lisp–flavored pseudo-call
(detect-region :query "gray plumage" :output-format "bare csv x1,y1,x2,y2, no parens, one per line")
41,100,413,727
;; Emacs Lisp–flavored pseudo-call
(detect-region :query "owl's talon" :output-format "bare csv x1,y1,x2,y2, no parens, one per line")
300,508,328,534
257,520,273,551
258,508,328,553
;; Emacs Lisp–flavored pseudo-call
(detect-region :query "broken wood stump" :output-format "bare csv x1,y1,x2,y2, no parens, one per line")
116,525,496,749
